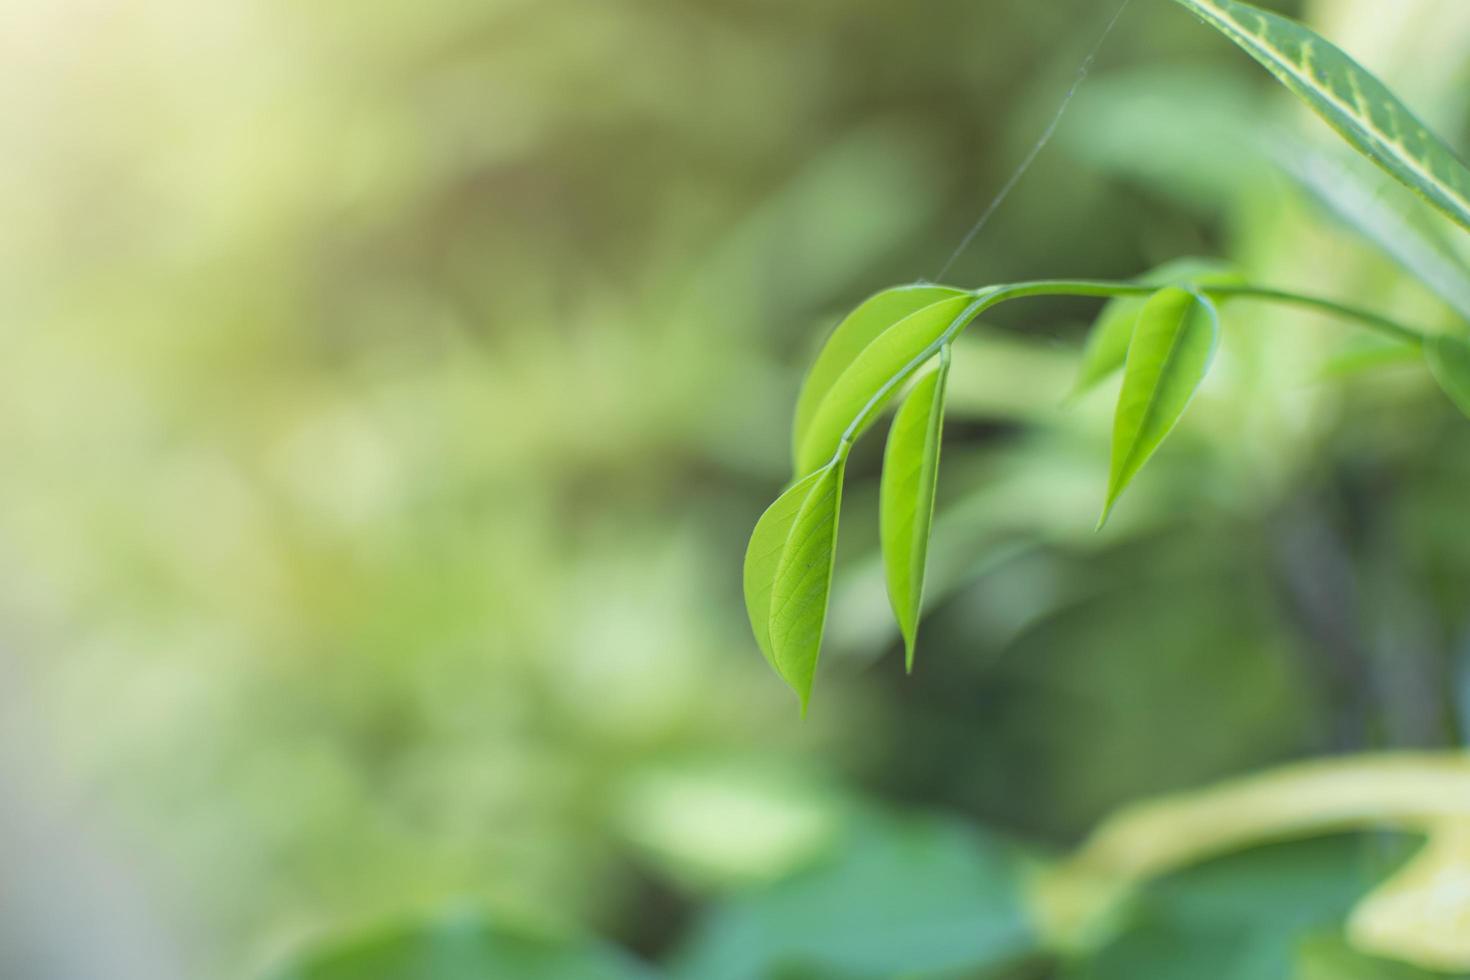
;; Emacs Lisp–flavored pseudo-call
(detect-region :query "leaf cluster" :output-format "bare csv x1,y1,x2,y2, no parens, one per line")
744,0,1470,707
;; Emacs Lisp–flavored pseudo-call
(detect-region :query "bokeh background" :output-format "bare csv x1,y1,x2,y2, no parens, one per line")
4,0,1470,977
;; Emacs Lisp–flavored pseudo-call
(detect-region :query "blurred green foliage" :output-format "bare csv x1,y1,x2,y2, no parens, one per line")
4,0,1470,977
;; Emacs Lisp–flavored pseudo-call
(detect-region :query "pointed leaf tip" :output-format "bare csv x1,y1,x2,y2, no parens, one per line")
880,349,950,674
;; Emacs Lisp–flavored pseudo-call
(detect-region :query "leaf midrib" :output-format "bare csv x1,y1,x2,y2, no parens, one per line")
1117,297,1196,480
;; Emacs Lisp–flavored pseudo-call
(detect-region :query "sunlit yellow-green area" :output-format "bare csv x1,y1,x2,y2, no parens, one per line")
4,0,1470,978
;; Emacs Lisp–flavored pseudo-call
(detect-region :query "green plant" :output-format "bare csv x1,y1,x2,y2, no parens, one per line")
726,1,1470,973
744,0,1470,709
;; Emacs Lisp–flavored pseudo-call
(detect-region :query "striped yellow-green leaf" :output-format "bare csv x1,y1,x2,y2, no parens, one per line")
1171,0,1470,233
1427,333,1470,419
879,347,951,672
793,285,966,470
795,293,975,477
743,462,845,709
1101,288,1220,527
1071,258,1239,399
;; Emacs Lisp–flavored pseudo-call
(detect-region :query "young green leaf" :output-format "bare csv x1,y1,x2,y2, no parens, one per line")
1100,288,1220,527
743,462,845,709
1426,333,1470,419
792,285,966,468
1073,296,1146,400
1170,0,1470,233
879,347,951,672
795,294,976,476
1071,258,1238,399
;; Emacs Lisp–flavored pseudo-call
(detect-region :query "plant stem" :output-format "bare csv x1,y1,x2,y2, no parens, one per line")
818,276,1428,474
970,278,1429,346
1212,285,1427,346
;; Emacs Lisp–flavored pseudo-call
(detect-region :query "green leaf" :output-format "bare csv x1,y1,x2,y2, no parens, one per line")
1101,288,1220,527
793,285,965,469
1072,837,1408,980
1071,258,1238,399
795,293,977,477
879,347,951,672
1427,333,1470,419
1074,296,1148,401
670,811,1038,980
268,912,657,980
1170,0,1470,234
743,462,845,709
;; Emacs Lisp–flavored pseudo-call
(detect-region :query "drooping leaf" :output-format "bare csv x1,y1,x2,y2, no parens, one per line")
879,347,951,672
1101,288,1219,526
268,912,657,980
743,462,845,708
1170,0,1470,234
1071,258,1238,399
1348,820,1470,972
1074,296,1148,401
745,468,828,680
795,293,979,477
1426,333,1470,419
792,285,965,468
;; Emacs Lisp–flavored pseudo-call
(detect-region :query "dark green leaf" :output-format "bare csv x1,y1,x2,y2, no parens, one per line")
793,285,966,469
1101,288,1220,526
879,347,951,672
1426,333,1470,419
743,463,845,709
671,812,1038,980
795,294,977,477
1073,836,1408,980
1171,0,1470,233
